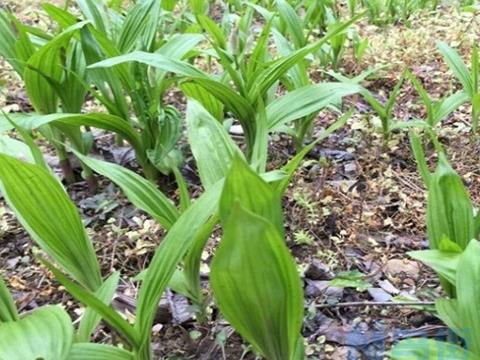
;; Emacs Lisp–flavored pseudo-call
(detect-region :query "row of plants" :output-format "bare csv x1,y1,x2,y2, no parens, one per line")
390,130,480,358
0,0,479,359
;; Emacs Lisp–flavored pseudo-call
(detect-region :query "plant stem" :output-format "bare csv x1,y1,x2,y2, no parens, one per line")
184,215,219,324
315,300,434,309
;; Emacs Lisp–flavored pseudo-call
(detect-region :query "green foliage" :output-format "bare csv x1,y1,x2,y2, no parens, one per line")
438,41,480,132
0,306,73,360
409,133,479,296
0,296,132,360
0,154,102,291
211,157,304,360
360,69,408,138
392,240,480,359
2,1,473,359
407,70,469,127
0,277,18,323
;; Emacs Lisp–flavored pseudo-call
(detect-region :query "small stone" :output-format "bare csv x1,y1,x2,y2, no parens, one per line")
368,288,392,302
305,280,343,299
304,260,334,280
384,259,420,280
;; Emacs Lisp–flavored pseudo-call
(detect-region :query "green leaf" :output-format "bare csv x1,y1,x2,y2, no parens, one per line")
88,51,205,77
135,180,223,353
88,51,256,132
186,78,256,138
276,0,305,49
0,276,18,323
0,306,73,360
211,204,303,360
41,259,141,350
436,299,462,337
329,270,370,290
0,135,34,163
119,0,161,52
156,34,203,59
407,70,434,125
186,100,243,189
2,113,47,169
0,154,102,291
438,41,475,98
275,110,352,194
77,272,120,342
250,13,364,100
73,152,179,230
408,131,431,187
0,11,25,75
266,83,360,131
42,4,78,29
456,239,480,355
427,153,475,251
0,113,143,157
197,14,227,49
433,91,469,126
408,249,459,285
180,82,224,122
391,339,475,360
76,0,110,36
67,343,133,360
220,156,283,232
24,21,88,114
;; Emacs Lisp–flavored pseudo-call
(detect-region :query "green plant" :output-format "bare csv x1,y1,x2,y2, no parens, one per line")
88,7,362,159
407,70,469,128
360,69,409,139
391,239,480,359
211,156,304,360
0,275,130,360
0,12,95,186
409,131,480,296
0,96,351,358
438,41,480,132
0,1,203,184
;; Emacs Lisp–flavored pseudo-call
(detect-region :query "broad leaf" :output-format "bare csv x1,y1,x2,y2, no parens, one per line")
0,154,102,291
438,42,475,97
41,259,140,350
211,204,303,360
408,249,459,285
436,299,462,338
0,306,73,360
427,154,475,251
266,83,360,131
135,180,223,353
220,156,283,232
67,343,133,360
73,152,179,230
186,100,243,189
0,277,17,323
391,339,474,359
456,239,480,355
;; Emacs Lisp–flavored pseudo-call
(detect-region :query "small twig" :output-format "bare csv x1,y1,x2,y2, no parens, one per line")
316,300,434,309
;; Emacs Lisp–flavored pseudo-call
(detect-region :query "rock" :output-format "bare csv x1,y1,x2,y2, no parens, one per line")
367,288,392,302
378,279,400,294
305,279,343,299
384,259,420,281
304,260,334,280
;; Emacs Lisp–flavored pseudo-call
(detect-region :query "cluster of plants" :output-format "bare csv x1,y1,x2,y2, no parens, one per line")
0,0,480,359
389,130,480,359
307,0,476,26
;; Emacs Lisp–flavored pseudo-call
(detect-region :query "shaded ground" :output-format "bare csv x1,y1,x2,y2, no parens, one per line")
1,2,479,359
